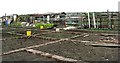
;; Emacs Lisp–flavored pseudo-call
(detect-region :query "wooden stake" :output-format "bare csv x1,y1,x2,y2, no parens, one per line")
86,43,120,47
26,49,78,62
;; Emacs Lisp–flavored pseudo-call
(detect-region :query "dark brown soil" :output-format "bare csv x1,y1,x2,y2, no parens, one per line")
72,33,103,41
2,51,55,61
2,36,53,52
34,41,118,61
2,27,119,62
72,33,118,44
41,32,77,39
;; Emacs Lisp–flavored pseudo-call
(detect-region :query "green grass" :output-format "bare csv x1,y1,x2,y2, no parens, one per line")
9,22,22,27
79,28,117,33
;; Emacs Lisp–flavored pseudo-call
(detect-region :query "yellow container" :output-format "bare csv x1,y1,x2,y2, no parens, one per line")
40,26,44,29
26,31,31,36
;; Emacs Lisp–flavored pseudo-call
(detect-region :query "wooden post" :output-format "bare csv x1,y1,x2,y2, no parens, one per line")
107,10,111,29
99,13,102,28
26,49,78,62
111,12,114,29
80,13,83,28
5,13,7,20
64,15,67,28
96,13,99,28
64,20,66,28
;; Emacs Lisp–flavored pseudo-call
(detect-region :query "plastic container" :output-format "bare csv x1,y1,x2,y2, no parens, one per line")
26,31,32,36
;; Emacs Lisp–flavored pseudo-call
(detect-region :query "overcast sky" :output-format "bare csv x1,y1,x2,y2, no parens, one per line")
0,0,119,16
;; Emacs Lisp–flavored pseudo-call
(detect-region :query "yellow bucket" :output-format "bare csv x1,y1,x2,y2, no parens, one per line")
26,31,31,36
40,26,43,29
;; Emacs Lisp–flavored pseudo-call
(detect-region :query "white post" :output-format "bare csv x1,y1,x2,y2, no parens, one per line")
93,12,96,28
13,14,17,22
43,16,45,21
57,15,60,19
47,15,50,23
87,12,90,28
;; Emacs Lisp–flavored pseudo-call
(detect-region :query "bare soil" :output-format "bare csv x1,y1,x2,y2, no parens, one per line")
33,41,118,61
2,51,55,61
2,27,119,63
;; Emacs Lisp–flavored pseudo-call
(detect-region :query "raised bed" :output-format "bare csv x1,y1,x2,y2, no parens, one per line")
72,32,118,44
2,37,54,52
72,33,103,42
33,41,118,61
2,51,55,61
67,29,117,34
40,32,78,39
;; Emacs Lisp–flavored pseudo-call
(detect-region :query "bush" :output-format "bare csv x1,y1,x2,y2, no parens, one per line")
35,23,54,29
35,23,44,28
9,22,22,27
44,23,54,28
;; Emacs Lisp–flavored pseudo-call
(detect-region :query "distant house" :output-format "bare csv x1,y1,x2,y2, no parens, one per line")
65,12,82,26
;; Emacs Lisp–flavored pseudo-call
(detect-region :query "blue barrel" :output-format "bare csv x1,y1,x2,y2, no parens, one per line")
5,20,8,26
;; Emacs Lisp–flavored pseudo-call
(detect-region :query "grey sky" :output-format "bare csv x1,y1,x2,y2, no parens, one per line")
0,0,119,16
